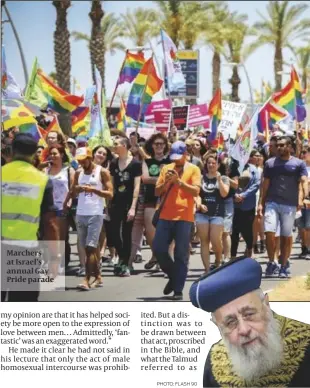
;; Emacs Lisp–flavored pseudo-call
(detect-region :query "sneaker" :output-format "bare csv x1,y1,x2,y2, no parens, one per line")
279,266,289,278
76,267,86,277
254,244,259,254
221,257,230,265
134,254,143,263
304,251,310,260
295,234,301,243
113,262,123,276
120,265,131,277
209,263,220,272
169,292,183,301
144,257,157,270
299,246,307,259
163,279,173,296
265,261,280,277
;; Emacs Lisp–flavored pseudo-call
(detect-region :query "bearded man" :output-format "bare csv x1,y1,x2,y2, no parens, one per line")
190,258,310,387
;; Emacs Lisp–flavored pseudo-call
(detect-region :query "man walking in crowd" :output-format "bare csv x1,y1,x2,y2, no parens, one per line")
258,136,308,278
72,147,113,290
190,257,310,387
153,141,201,300
1,133,60,302
109,136,142,277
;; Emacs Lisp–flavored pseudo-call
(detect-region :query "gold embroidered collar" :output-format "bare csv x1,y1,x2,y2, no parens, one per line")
210,312,310,387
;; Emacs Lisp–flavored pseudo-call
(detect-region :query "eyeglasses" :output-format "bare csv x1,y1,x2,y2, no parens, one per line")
154,142,165,146
218,307,263,334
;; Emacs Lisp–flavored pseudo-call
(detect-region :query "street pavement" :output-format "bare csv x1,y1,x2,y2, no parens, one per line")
39,231,310,302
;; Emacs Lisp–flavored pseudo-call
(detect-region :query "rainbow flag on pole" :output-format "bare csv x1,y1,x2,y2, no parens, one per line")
118,51,145,85
71,106,90,135
126,57,163,121
37,70,84,114
117,99,129,131
208,88,222,141
257,100,288,133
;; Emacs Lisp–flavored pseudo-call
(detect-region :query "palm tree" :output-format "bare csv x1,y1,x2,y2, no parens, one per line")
154,0,182,47
295,46,310,91
154,0,210,49
247,1,310,91
89,0,105,86
224,14,248,102
53,0,71,135
72,13,126,85
203,1,232,96
120,8,159,47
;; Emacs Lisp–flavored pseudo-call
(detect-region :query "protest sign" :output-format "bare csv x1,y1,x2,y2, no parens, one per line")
126,126,155,139
172,105,189,131
153,109,171,132
188,104,210,128
145,99,172,123
218,100,246,140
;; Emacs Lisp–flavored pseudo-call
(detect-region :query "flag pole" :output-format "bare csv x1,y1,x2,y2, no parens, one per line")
108,49,128,115
135,55,154,135
160,30,174,129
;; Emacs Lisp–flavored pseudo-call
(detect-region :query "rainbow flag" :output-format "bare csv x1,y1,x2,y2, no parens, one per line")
211,132,224,152
18,122,42,142
257,100,288,133
208,88,222,141
117,99,129,130
71,106,90,135
291,66,303,106
118,51,145,85
126,57,163,121
37,69,84,114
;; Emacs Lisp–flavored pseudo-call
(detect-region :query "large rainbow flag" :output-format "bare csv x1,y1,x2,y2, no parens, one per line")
71,106,90,135
208,88,222,141
257,100,288,133
37,70,84,114
273,66,306,122
118,51,145,85
126,57,163,121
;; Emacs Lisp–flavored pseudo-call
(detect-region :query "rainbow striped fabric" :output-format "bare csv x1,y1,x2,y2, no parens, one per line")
37,70,84,114
126,57,163,121
273,66,306,122
208,88,222,141
117,99,129,130
118,51,145,85
257,101,288,133
18,122,42,142
211,132,224,152
71,106,90,135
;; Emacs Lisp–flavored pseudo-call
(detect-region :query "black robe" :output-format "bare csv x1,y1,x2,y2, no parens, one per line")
203,313,310,387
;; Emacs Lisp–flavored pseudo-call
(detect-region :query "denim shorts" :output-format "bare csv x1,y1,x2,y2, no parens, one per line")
264,202,296,237
195,213,224,225
296,208,310,229
223,198,234,233
76,215,104,248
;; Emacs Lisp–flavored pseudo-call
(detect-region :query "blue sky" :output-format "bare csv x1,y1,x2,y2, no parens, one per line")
3,1,308,104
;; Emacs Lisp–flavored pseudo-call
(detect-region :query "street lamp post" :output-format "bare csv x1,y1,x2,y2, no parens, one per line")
224,62,254,115
3,4,28,85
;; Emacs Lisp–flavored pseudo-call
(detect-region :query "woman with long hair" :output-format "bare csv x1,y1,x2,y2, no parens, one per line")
141,133,171,270
92,145,116,266
196,154,230,272
192,139,207,160
46,144,75,272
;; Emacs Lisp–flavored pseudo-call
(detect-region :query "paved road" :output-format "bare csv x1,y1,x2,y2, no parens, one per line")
39,231,310,302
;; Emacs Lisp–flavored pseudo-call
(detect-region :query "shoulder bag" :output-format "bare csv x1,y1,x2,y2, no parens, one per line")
152,184,173,227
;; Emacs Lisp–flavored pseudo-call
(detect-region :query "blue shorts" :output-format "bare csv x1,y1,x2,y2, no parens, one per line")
223,198,234,233
296,208,310,229
264,202,296,237
195,213,224,225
